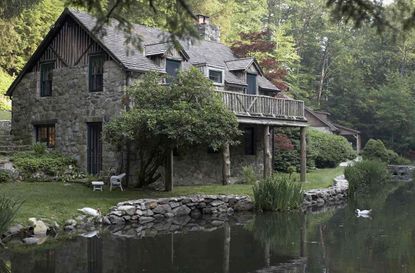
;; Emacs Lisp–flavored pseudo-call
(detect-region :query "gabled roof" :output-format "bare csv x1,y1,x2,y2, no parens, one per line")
225,58,255,71
144,42,190,60
6,8,280,96
305,107,338,132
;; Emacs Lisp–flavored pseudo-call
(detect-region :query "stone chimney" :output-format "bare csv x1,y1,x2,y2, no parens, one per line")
196,14,220,42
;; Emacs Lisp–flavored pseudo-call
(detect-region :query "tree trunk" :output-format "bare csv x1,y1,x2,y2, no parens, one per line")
222,143,231,185
164,148,174,192
317,41,329,106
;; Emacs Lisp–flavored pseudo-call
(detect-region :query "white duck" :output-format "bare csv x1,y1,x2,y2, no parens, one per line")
77,207,101,217
356,209,372,218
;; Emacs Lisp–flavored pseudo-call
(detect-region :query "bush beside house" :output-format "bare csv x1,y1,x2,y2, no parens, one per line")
11,146,84,182
273,128,356,172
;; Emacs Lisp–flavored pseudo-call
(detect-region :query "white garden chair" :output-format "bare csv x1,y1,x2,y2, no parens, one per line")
110,173,126,191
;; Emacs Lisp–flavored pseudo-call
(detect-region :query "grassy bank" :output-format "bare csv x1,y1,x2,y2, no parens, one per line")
0,167,344,224
0,111,11,120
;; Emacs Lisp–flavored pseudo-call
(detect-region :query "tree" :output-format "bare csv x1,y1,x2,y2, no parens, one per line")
103,68,241,189
0,69,13,111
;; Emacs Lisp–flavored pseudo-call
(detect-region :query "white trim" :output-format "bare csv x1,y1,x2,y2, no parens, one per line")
207,67,225,86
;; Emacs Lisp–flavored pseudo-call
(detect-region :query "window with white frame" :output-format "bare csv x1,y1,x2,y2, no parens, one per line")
208,69,224,84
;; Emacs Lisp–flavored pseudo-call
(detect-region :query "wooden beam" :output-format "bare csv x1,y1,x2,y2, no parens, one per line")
164,149,174,191
222,143,231,185
300,127,307,182
263,126,272,178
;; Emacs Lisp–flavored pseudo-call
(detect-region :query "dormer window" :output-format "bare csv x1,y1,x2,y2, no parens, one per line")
166,59,181,83
247,73,257,95
208,69,224,85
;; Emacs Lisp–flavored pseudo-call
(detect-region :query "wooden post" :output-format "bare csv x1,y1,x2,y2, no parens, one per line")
222,143,231,185
300,127,307,183
263,126,272,178
164,149,174,191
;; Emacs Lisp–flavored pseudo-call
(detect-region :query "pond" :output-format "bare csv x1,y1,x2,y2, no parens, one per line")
1,182,415,273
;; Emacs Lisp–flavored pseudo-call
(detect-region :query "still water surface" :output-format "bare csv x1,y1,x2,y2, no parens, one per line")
2,182,415,273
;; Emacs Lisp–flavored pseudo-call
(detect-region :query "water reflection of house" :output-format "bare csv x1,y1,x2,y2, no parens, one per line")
305,107,361,153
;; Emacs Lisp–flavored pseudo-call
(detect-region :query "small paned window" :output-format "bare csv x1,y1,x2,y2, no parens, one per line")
209,69,223,84
35,125,56,148
40,62,54,97
166,59,181,83
89,54,105,92
244,127,255,155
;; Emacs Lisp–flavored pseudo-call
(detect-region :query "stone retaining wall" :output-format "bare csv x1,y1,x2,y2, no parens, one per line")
104,175,349,225
303,175,349,208
104,195,254,225
389,165,415,182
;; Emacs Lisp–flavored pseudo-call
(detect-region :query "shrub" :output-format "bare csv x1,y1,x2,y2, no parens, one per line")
253,174,303,211
12,151,77,180
0,171,11,183
362,139,389,162
308,129,356,168
32,143,47,154
345,160,390,196
242,166,257,184
273,128,315,172
363,139,411,164
0,195,22,235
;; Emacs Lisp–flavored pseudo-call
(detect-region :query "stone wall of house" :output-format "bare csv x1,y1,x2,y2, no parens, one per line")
11,60,126,173
171,124,265,185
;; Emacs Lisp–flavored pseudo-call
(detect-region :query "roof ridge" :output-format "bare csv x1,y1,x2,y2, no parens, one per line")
225,57,254,62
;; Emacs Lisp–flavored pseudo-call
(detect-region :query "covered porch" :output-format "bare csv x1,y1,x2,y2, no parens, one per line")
164,91,308,190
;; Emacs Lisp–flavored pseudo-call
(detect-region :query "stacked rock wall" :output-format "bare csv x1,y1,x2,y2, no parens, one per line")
104,195,254,225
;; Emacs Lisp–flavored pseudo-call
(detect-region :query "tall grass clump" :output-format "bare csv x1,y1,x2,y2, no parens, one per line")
242,166,257,184
0,196,22,235
345,160,390,197
253,174,303,211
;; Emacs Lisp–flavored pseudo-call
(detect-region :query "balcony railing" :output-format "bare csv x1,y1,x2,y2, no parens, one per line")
217,90,305,120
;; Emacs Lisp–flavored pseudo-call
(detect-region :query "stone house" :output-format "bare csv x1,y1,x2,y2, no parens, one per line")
5,8,308,187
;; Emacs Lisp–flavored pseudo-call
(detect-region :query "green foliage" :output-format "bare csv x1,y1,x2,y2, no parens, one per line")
12,151,76,180
274,128,355,172
104,69,241,187
308,129,357,168
32,143,47,154
273,128,315,172
252,174,303,211
0,171,11,183
345,160,390,196
0,195,22,235
0,69,12,111
362,139,410,164
241,166,257,184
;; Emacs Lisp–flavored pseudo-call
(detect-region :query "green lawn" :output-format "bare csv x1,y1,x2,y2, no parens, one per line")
0,110,11,120
0,167,344,224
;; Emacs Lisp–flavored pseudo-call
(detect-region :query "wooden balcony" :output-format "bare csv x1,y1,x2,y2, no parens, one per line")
216,90,307,126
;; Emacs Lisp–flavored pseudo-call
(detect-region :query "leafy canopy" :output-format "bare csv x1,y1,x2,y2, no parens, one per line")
105,68,240,150
104,68,241,186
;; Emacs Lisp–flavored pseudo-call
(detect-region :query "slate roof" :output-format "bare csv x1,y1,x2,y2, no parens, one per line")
225,58,254,71
6,8,280,95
